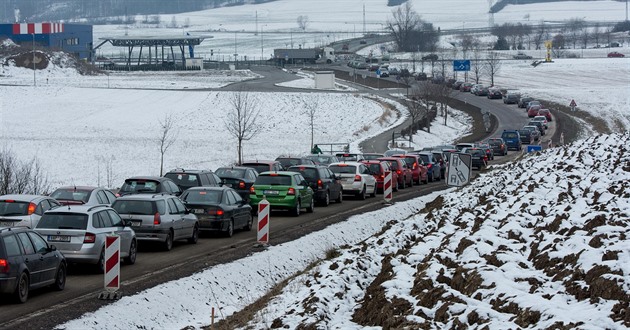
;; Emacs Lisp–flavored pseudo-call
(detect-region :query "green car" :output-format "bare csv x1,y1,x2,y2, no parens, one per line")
249,171,314,217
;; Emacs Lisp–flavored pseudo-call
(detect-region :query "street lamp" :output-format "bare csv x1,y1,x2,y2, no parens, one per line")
32,33,36,87
261,25,267,61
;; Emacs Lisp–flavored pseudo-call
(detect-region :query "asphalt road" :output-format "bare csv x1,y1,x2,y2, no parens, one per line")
1,179,449,329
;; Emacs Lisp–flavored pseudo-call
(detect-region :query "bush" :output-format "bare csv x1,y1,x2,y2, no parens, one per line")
612,20,630,32
0,149,50,195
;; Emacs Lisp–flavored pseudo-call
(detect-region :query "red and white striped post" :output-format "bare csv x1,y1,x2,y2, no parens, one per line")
383,171,393,203
257,199,270,245
104,235,120,291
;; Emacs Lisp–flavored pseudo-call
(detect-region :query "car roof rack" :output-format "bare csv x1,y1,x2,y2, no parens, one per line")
151,192,170,198
87,205,108,212
0,226,30,233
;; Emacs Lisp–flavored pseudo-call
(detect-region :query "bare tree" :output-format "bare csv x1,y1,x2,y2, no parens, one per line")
533,21,548,50
485,52,502,87
580,28,590,49
297,15,309,31
404,98,425,142
567,18,585,49
157,115,177,176
225,91,262,165
169,15,178,28
435,83,455,126
592,23,602,47
386,1,421,52
412,82,441,134
0,149,50,195
604,26,613,47
470,50,485,84
302,96,319,150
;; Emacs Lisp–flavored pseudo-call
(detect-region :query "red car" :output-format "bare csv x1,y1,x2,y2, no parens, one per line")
393,154,428,185
537,108,552,122
607,52,625,58
362,160,399,192
377,157,413,189
527,105,541,118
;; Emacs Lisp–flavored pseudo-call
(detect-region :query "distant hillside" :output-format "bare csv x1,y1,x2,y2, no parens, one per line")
490,0,618,13
0,0,278,24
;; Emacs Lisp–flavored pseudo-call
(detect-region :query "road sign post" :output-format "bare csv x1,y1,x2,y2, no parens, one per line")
446,153,472,187
453,60,471,72
98,234,122,300
383,171,393,203
257,199,270,245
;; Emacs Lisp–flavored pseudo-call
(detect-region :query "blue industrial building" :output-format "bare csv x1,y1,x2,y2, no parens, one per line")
0,23,93,60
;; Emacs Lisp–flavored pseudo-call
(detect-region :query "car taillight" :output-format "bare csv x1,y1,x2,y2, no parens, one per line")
239,181,246,189
500,144,505,149
317,179,323,188
427,163,433,169
0,259,8,273
27,202,36,215
484,156,488,160
396,170,401,175
250,186,255,194
287,188,296,195
208,208,224,216
153,212,161,225
83,232,96,243
354,175,362,182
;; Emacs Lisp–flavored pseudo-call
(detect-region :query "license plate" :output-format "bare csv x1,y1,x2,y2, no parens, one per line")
48,235,70,242
131,221,142,227
263,190,279,195
194,209,205,214
0,221,16,227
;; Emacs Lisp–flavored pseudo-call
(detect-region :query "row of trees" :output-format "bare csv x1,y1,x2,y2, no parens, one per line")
491,19,623,50
386,2,439,52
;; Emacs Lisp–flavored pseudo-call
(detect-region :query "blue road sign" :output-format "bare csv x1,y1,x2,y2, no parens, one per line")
527,145,543,153
376,69,381,76
453,60,471,71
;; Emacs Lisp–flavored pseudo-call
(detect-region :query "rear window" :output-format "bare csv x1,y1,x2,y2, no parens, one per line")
329,165,357,174
2,234,22,257
215,168,245,178
401,157,415,167
164,173,200,188
180,190,222,204
384,161,399,170
488,139,502,145
112,200,165,215
276,158,301,168
256,175,292,186
120,180,160,194
0,201,30,216
50,189,91,203
417,154,430,163
242,164,271,174
367,164,382,174
288,167,318,180
502,132,518,139
37,213,88,230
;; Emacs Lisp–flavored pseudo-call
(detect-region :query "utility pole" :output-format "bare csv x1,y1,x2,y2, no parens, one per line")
255,11,258,36
363,4,366,35
32,33,36,87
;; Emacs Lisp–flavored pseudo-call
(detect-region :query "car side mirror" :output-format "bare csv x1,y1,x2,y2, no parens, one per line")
47,245,57,252
184,209,191,215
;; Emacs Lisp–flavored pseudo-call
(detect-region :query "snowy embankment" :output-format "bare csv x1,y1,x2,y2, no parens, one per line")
239,133,630,329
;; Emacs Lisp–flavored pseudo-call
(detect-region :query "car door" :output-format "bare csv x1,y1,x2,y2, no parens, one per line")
359,164,376,192
173,197,196,238
226,190,244,228
16,232,44,286
295,174,312,206
27,231,59,286
107,209,133,256
166,198,184,239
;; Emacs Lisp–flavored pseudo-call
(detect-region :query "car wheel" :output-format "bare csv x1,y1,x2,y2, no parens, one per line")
14,272,29,303
428,172,433,182
291,200,301,217
393,180,399,192
52,263,66,291
424,175,429,184
224,220,234,237
336,190,343,203
358,187,366,200
96,247,106,274
321,191,330,206
124,239,137,265
370,186,377,197
307,198,315,213
401,178,406,189
188,224,199,244
244,214,253,231
163,230,174,251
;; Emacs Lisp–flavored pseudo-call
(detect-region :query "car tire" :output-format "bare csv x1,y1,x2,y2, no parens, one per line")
393,181,399,192
291,200,301,217
224,220,234,237
358,187,366,200
428,172,433,182
306,198,315,213
163,230,174,251
52,263,66,291
244,214,253,231
96,247,106,274
124,239,137,265
321,191,330,207
423,175,429,184
401,178,406,189
188,224,199,244
335,191,343,203
370,186,376,197
14,272,29,303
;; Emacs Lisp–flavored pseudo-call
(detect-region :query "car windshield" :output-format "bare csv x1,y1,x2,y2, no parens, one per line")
503,132,518,138
215,168,245,178
0,201,31,216
120,180,160,194
181,190,222,204
112,200,164,215
50,189,91,203
329,165,357,174
256,175,292,186
242,164,271,174
37,213,88,230
164,173,200,188
288,167,318,180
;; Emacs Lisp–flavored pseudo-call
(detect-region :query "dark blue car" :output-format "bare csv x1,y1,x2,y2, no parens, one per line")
501,130,522,151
